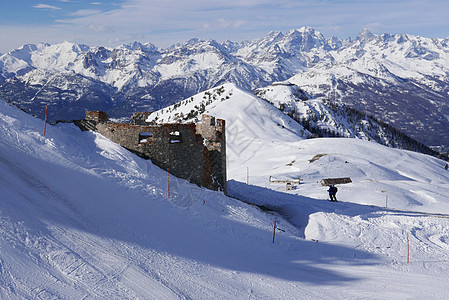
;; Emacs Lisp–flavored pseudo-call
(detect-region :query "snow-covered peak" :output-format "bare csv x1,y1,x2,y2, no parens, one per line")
125,41,158,52
396,33,410,44
0,41,90,73
283,27,327,51
169,38,223,50
295,26,325,36
147,83,308,145
182,38,203,47
258,30,285,47
5,44,39,62
0,44,43,77
32,42,88,70
327,35,342,50
357,28,376,42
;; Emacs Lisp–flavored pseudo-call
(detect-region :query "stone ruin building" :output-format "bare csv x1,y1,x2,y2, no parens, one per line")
75,111,227,193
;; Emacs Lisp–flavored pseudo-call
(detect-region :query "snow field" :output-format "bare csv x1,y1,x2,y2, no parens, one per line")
149,84,449,298
2,87,449,299
0,100,357,299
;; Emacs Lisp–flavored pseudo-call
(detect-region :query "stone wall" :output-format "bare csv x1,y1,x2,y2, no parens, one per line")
320,177,352,186
196,115,226,192
77,112,227,193
86,111,108,122
131,112,153,125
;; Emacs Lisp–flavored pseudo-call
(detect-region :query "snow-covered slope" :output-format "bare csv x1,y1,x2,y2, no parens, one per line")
149,84,449,297
0,99,300,299
254,82,441,157
2,85,449,297
255,82,385,139
147,83,309,157
150,84,449,214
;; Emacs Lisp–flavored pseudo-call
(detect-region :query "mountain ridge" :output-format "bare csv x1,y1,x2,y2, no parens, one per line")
146,83,443,159
1,27,449,148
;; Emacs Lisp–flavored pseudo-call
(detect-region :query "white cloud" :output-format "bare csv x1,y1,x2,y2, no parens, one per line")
87,23,113,32
70,9,102,17
203,19,247,30
33,4,62,10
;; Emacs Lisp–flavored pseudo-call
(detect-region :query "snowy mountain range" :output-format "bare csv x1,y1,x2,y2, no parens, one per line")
1,27,449,149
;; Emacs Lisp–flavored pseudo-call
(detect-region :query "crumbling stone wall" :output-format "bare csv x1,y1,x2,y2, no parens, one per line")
320,177,352,186
77,111,227,193
196,115,226,192
131,112,153,125
86,111,108,122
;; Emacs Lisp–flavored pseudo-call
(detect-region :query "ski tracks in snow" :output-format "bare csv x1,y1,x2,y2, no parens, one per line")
0,210,182,299
307,208,449,273
46,225,183,299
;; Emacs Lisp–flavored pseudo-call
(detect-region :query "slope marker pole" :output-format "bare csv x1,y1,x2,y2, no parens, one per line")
407,232,410,264
272,217,277,244
167,168,170,198
43,105,48,136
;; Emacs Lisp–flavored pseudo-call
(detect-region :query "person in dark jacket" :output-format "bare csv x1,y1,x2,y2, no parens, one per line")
328,185,338,202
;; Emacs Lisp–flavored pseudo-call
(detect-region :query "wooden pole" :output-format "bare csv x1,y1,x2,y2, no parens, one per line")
272,217,277,244
167,168,170,198
246,167,249,185
43,105,48,136
407,232,410,264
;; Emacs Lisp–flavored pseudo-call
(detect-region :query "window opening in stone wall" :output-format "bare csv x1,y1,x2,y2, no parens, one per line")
170,131,182,143
210,117,216,126
139,132,153,143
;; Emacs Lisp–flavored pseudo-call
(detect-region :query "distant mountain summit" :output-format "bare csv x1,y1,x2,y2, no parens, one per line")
357,28,377,42
1,27,449,149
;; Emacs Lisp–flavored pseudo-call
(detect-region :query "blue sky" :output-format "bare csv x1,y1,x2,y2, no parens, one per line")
0,0,448,53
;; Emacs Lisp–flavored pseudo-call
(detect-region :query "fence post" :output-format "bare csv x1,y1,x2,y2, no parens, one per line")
43,105,48,136
272,217,277,244
407,232,410,264
167,168,170,198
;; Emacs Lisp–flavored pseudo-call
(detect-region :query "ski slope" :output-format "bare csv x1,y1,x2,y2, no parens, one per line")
1,96,449,299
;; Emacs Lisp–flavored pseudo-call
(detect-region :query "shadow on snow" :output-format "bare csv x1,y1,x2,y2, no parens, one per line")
0,133,383,292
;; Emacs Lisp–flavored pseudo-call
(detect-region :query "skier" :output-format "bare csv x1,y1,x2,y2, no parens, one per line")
328,185,338,202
